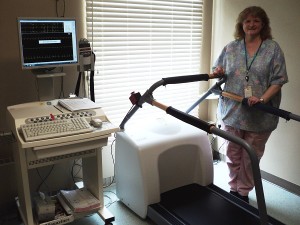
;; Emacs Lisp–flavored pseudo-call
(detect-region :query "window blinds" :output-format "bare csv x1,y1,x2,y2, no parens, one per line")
86,0,204,127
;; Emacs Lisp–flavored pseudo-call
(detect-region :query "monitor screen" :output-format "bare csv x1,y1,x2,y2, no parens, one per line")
17,17,78,70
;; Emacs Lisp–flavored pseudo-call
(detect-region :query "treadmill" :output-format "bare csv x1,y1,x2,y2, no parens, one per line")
116,74,299,225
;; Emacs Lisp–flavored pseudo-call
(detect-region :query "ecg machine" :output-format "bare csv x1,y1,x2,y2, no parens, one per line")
7,99,118,225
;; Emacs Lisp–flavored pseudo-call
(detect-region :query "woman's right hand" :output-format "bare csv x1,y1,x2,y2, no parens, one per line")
210,66,225,79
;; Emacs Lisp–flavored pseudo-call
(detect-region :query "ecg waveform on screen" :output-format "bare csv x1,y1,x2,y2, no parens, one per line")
21,22,74,64
21,22,64,33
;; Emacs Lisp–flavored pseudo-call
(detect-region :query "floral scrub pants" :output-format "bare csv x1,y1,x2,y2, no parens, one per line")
224,125,272,197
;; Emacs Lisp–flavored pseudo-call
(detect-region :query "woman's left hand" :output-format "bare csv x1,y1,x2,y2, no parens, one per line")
247,96,260,106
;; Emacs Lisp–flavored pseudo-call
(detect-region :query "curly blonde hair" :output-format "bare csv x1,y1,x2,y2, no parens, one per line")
234,6,273,40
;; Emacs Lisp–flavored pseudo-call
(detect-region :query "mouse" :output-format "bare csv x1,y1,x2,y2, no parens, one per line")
91,118,103,128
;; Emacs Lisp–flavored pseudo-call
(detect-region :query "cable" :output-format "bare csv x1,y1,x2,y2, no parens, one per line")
56,0,65,17
103,134,116,189
36,165,55,192
90,53,96,102
104,190,118,208
59,67,65,98
75,72,82,97
71,159,83,185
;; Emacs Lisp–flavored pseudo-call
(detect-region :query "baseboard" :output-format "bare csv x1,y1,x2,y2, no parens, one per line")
260,170,300,197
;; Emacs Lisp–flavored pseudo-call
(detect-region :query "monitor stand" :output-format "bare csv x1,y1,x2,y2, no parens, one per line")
35,71,66,101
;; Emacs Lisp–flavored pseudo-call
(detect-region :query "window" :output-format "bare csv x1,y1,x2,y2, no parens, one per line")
86,0,204,127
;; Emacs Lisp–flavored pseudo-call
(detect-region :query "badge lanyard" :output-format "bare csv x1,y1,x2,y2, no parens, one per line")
244,38,263,82
243,38,263,97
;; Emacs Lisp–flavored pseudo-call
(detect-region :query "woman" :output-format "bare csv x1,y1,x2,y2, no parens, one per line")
213,6,288,203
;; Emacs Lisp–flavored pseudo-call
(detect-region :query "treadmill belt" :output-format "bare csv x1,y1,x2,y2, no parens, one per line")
149,183,284,225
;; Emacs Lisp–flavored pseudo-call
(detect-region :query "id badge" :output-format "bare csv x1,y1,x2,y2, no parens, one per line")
244,86,253,98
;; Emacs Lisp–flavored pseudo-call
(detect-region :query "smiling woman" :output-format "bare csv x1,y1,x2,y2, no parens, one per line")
212,6,288,204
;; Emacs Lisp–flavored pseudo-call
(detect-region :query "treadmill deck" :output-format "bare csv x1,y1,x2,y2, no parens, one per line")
148,184,285,225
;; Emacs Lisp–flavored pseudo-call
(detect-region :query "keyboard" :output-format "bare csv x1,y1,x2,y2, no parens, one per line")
21,117,94,142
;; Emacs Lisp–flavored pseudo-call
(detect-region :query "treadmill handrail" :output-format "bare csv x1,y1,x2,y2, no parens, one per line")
152,100,269,225
186,76,227,113
119,75,269,224
119,74,214,130
162,74,210,84
209,89,300,122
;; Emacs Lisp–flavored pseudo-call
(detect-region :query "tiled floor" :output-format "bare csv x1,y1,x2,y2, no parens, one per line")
2,161,299,225
73,161,300,225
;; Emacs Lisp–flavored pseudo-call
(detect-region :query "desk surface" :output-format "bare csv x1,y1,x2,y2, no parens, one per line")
7,100,119,149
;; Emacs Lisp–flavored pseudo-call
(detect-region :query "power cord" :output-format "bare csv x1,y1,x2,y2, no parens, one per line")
71,159,83,185
36,165,55,192
56,0,65,17
103,134,116,188
68,134,117,189
104,190,118,208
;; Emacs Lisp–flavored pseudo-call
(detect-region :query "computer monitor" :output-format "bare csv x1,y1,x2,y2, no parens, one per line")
17,17,79,100
17,17,78,71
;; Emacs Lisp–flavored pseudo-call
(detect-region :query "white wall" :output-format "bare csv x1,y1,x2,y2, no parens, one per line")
211,0,300,186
